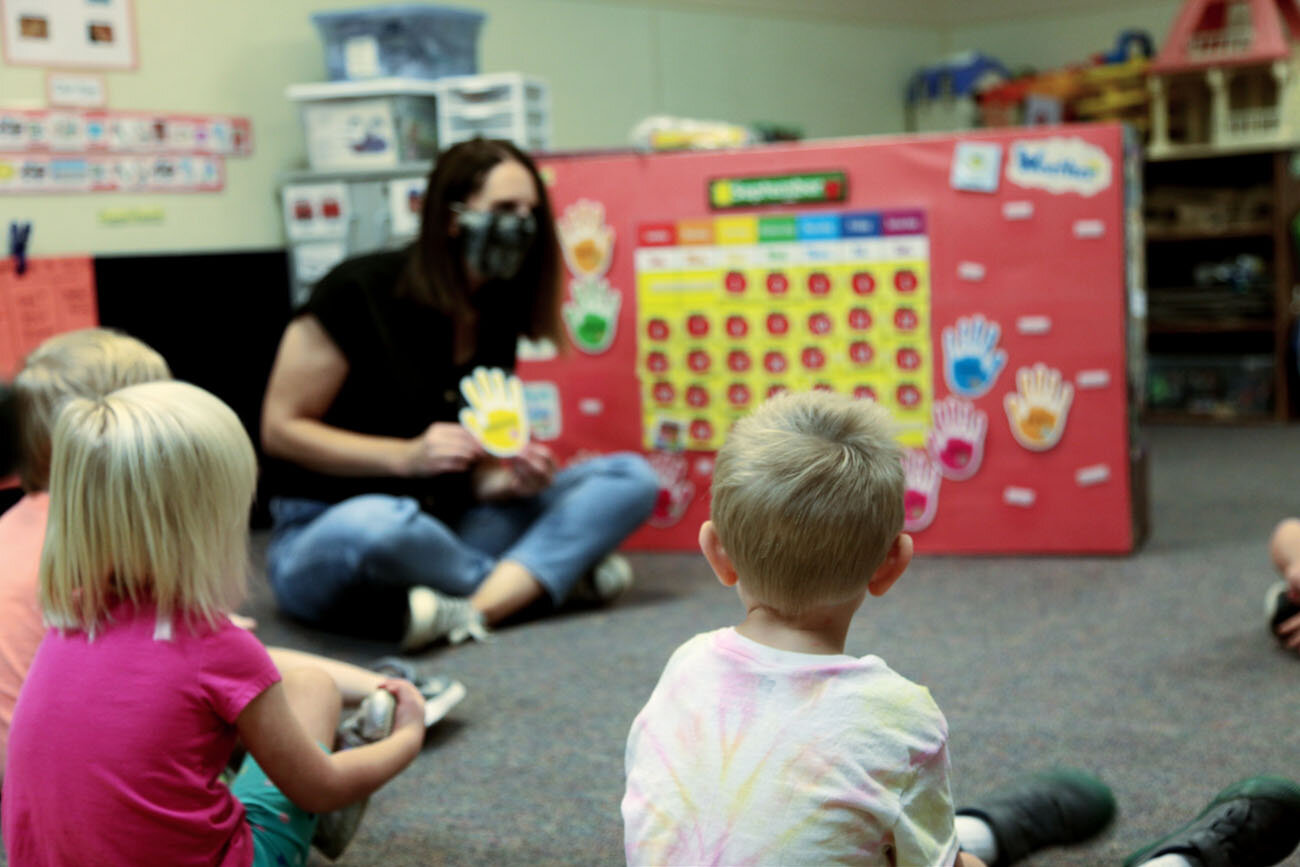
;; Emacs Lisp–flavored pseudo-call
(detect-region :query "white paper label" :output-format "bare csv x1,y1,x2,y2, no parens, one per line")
343,36,382,79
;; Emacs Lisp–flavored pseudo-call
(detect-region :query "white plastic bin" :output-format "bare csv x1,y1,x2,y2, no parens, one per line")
288,78,440,170
435,72,551,152
311,5,484,81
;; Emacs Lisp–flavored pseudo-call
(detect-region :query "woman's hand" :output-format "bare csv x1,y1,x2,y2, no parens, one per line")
473,442,556,500
404,422,486,477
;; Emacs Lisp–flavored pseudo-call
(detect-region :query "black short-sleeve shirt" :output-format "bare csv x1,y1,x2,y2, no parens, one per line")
267,247,523,521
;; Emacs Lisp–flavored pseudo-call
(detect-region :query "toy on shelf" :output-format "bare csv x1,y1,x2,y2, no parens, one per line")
905,53,1011,133
973,31,1155,133
1148,0,1300,156
1074,31,1155,134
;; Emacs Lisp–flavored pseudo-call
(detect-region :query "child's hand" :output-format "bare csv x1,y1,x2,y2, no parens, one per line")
381,679,426,736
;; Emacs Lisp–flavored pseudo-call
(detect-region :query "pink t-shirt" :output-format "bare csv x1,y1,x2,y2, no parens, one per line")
2,601,281,867
0,492,51,779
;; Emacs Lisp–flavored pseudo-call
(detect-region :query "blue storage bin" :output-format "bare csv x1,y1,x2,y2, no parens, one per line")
312,5,485,81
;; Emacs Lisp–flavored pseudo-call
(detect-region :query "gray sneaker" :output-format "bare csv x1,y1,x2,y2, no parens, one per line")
371,656,468,728
571,553,635,605
316,689,396,860
401,587,489,651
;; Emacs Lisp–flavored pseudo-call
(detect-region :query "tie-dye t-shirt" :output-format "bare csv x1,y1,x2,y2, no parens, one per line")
622,628,959,866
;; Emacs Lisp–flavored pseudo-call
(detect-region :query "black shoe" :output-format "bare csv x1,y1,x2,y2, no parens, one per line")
1123,775,1300,867
956,768,1116,866
1265,581,1300,638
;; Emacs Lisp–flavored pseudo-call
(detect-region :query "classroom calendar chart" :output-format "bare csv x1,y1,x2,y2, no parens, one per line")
634,210,932,451
526,125,1140,554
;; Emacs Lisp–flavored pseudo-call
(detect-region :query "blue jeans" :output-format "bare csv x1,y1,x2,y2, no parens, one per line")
266,453,659,640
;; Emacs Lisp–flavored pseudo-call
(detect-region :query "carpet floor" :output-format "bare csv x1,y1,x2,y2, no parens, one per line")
5,423,1300,866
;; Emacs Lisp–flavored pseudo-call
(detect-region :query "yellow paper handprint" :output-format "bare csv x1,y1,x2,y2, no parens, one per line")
558,199,615,277
459,366,530,457
1003,363,1074,452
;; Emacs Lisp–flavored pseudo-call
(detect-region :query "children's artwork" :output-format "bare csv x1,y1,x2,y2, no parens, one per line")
636,209,932,450
645,451,696,528
563,276,621,354
902,449,940,533
559,199,615,277
1004,364,1074,451
458,367,530,457
0,256,98,377
926,397,987,481
941,314,1007,399
2,0,137,69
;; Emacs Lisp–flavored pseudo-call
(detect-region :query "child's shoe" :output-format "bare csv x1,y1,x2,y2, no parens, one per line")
1122,775,1300,867
955,767,1116,866
315,689,397,860
371,656,467,727
1264,580,1300,639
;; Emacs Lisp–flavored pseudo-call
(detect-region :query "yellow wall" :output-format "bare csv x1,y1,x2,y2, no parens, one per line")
0,0,939,256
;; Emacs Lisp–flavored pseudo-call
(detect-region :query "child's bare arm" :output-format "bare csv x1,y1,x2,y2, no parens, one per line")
236,678,424,814
954,852,988,867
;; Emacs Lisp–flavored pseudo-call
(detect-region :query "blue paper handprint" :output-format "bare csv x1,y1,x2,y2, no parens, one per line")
942,315,1008,399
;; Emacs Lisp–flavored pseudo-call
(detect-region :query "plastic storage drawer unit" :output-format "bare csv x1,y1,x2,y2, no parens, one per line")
436,72,551,152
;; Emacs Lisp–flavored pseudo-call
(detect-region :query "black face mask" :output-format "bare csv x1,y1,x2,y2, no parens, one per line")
453,206,538,282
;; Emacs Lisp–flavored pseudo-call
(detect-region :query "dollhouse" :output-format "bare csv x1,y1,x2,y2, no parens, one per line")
1148,0,1300,156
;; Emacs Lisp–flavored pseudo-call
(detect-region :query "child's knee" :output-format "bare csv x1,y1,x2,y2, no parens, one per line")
1271,518,1300,561
280,665,341,707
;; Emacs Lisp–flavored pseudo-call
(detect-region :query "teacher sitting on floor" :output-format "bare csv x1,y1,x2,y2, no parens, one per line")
260,138,659,651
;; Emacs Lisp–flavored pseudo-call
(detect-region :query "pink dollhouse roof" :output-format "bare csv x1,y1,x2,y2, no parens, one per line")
1150,0,1300,74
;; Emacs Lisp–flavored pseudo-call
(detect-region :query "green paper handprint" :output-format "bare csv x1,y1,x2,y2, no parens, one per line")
563,276,621,355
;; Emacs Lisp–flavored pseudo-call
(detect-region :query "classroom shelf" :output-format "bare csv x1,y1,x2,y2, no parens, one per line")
1144,222,1273,242
1142,149,1297,421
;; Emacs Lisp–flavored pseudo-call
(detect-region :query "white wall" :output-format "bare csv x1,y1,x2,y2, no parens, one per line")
0,0,940,256
943,2,1183,72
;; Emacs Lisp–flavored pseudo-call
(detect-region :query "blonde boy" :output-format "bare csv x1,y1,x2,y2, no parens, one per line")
621,390,959,866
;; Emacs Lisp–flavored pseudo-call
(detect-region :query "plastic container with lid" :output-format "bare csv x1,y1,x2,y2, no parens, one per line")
311,5,485,81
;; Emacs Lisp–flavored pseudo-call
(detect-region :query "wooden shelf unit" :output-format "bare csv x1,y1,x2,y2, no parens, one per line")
1142,148,1297,423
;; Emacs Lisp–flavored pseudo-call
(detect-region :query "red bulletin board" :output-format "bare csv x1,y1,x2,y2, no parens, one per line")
523,124,1135,554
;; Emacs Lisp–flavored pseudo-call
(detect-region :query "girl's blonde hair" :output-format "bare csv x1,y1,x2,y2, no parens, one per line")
14,328,171,491
711,390,905,615
40,380,257,634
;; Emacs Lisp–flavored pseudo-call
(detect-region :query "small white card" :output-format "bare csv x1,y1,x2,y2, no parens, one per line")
951,141,1003,193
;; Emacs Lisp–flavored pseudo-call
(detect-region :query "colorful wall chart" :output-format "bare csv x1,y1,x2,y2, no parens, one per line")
0,108,252,194
635,210,932,451
525,125,1137,555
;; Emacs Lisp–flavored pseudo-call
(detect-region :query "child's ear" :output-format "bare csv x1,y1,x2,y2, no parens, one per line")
867,533,913,597
699,520,739,588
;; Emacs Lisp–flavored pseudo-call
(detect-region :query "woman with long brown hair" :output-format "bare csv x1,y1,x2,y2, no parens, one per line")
261,139,657,649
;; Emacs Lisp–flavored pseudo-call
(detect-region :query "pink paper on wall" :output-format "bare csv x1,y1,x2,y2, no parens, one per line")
0,256,98,378
526,124,1133,554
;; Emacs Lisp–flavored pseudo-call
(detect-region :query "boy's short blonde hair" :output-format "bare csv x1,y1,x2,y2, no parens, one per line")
14,328,170,491
710,390,905,614
40,381,257,634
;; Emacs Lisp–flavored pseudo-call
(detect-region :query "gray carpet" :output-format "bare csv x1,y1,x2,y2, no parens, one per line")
6,423,1300,866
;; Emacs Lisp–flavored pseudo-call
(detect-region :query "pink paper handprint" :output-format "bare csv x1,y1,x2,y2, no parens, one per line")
646,451,697,529
926,397,987,481
902,449,940,533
